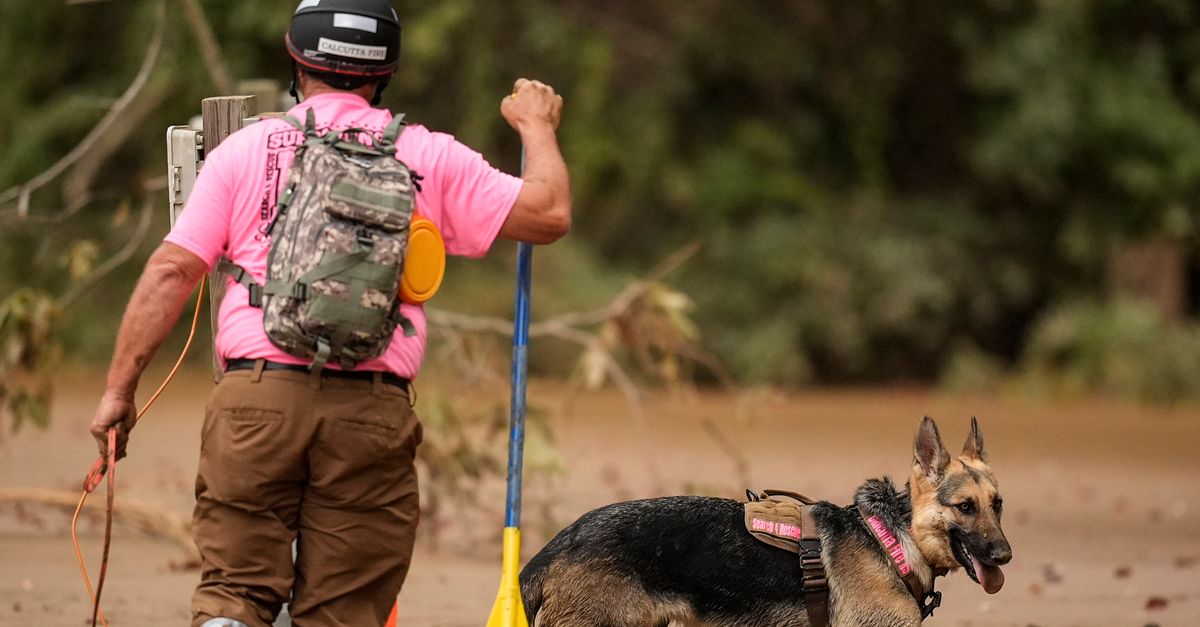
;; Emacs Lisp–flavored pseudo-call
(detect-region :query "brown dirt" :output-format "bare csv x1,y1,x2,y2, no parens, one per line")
2,367,1198,626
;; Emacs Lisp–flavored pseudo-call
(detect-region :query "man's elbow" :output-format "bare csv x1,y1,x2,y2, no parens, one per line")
543,200,572,242
145,243,208,287
505,183,572,244
528,199,571,244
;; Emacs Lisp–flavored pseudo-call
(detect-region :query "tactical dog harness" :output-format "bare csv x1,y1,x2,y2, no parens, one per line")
743,490,942,626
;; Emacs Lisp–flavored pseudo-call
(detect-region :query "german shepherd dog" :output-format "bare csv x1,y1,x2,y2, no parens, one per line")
520,417,1011,626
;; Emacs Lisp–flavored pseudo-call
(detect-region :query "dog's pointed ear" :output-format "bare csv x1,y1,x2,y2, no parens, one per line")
913,416,950,479
961,416,987,462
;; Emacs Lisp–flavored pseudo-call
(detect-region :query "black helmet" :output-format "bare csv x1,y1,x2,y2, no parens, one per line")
286,0,401,77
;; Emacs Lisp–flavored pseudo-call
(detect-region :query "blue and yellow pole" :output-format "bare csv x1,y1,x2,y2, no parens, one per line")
487,148,532,627
487,241,532,627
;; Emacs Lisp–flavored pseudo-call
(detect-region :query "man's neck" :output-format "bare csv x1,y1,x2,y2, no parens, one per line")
301,84,374,102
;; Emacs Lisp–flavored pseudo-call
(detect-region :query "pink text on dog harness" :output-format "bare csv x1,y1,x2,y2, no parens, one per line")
866,515,912,575
751,517,803,540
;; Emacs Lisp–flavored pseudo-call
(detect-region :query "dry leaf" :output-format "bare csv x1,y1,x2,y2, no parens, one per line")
578,343,609,390
59,240,100,281
1145,596,1169,611
111,199,131,227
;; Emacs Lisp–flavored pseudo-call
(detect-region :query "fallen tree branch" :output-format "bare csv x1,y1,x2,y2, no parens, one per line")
0,0,166,218
176,0,235,95
425,242,715,415
699,417,752,490
426,242,700,339
64,73,174,202
532,241,700,333
427,308,643,410
0,191,100,228
57,188,157,309
0,487,199,567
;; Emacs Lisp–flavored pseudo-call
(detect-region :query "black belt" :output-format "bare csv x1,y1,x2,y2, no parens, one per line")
225,359,411,389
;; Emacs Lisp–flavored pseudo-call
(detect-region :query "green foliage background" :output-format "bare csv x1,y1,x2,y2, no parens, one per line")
2,0,1199,395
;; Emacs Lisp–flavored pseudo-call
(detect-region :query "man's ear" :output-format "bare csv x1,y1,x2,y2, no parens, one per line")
961,416,987,462
913,416,950,479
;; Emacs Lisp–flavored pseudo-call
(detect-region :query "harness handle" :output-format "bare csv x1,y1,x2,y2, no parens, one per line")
759,489,819,505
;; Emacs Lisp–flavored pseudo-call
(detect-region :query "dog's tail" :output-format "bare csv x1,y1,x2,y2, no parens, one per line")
519,553,550,623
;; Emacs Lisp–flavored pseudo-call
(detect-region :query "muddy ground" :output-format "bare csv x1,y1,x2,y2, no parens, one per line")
2,366,1197,626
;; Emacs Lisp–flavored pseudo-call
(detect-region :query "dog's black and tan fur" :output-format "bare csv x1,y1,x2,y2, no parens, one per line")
520,417,1012,626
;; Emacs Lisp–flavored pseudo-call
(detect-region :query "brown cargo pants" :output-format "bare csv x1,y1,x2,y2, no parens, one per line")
191,364,422,627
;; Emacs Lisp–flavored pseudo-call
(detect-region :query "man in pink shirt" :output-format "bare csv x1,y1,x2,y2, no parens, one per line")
88,1,570,625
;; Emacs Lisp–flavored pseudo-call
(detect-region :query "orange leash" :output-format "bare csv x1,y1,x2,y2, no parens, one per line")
71,279,206,627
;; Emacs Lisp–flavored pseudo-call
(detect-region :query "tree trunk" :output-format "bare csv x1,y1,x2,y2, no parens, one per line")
1108,237,1187,322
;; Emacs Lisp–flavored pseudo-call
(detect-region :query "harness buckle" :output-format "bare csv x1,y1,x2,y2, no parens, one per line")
799,539,822,560
292,283,309,300
920,590,942,619
797,537,826,593
247,284,263,307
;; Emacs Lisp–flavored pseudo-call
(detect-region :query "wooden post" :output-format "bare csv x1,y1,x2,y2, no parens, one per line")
201,95,257,381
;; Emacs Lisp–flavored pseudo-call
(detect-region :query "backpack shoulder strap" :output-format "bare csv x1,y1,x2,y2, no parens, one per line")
279,109,319,138
217,258,264,307
280,114,304,133
379,113,407,149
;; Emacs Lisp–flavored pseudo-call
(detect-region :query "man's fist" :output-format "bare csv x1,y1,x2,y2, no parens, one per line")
90,391,136,461
501,78,564,133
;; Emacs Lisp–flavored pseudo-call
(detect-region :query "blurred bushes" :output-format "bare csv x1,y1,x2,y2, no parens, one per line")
689,200,1038,384
1018,299,1200,403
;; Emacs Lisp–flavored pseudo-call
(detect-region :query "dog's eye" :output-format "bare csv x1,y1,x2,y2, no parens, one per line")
992,498,1003,513
956,501,975,515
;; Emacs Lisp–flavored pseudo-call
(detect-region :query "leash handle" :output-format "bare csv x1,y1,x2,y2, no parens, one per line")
72,279,207,627
83,456,107,493
90,428,117,627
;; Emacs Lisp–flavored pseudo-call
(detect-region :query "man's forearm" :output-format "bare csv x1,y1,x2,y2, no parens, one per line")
519,125,570,208
510,124,571,242
105,250,206,400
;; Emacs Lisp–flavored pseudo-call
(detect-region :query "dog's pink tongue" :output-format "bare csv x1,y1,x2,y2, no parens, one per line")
971,556,1005,594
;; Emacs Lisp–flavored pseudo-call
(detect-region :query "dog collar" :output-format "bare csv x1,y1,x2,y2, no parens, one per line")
859,509,942,620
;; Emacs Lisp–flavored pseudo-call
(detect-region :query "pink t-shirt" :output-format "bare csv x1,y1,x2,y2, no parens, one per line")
166,92,523,378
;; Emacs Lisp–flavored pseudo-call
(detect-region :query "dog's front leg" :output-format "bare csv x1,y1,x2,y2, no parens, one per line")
830,604,921,627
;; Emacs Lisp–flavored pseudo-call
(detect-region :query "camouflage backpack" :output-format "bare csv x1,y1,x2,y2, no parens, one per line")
220,108,419,370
